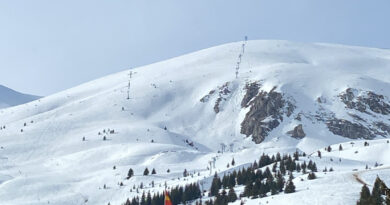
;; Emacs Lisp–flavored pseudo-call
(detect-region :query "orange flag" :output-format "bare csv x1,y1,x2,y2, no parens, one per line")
165,191,172,205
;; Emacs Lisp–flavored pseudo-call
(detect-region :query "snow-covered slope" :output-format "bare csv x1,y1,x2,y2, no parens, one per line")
0,40,390,205
0,85,40,109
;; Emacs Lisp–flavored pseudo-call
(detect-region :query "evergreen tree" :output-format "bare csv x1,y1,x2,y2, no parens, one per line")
243,182,253,197
293,151,299,161
127,168,134,179
357,184,371,205
227,187,238,202
308,172,316,180
215,189,229,205
143,168,149,176
280,160,286,175
252,160,258,169
284,178,296,194
210,175,222,196
276,172,285,192
270,181,278,195
151,168,156,175
372,177,384,205
231,158,235,166
311,162,318,172
339,144,343,151
272,163,277,173
183,169,188,177
327,145,332,152
140,192,146,205
228,173,236,188
146,192,152,205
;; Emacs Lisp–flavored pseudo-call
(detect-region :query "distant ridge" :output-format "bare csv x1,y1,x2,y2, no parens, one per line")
0,85,40,108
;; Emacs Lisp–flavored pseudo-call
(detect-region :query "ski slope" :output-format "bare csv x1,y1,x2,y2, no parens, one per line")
0,40,390,204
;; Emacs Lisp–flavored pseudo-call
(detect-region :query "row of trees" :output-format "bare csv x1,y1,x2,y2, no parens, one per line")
124,183,201,205
123,151,317,205
126,168,158,179
357,177,390,205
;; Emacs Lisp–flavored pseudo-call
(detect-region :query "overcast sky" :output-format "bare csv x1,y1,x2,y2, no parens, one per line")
1,0,389,96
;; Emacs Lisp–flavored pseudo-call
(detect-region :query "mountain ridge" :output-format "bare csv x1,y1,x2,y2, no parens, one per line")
0,40,390,204
0,85,40,109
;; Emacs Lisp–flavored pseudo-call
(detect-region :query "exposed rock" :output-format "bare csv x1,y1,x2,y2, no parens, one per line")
213,82,231,114
364,91,390,115
241,87,286,143
326,118,376,139
200,90,215,103
241,82,260,108
286,101,295,117
214,98,222,113
287,124,306,139
375,122,390,135
340,88,390,115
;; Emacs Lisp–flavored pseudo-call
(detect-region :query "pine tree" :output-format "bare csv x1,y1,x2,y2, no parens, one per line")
308,172,316,180
210,174,222,196
183,169,188,177
143,168,149,176
227,187,238,202
231,158,235,166
146,192,152,205
151,168,156,175
284,178,296,194
215,189,229,205
140,192,146,205
276,172,284,192
243,183,253,197
327,145,332,152
357,184,371,205
372,177,384,204
127,168,134,179
311,162,318,172
293,151,299,161
339,144,343,151
280,160,286,175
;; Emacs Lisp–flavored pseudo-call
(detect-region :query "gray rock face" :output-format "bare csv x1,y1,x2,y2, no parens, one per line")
287,124,306,139
213,83,231,114
374,122,390,136
241,82,260,108
340,88,390,115
200,90,215,103
326,118,376,139
241,87,287,143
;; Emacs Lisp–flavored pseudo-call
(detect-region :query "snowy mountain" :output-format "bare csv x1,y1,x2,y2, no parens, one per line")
0,40,390,205
0,85,40,109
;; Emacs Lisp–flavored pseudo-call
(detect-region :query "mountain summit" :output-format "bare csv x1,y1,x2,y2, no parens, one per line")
0,85,40,108
0,40,389,204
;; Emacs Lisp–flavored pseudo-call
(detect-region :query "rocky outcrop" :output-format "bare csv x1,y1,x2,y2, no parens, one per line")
287,124,306,139
214,98,222,113
375,122,390,136
200,90,215,103
340,88,390,115
326,118,376,139
241,82,260,108
241,87,288,143
213,83,231,114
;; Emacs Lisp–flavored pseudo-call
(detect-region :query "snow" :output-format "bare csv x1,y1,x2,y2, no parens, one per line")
0,40,389,204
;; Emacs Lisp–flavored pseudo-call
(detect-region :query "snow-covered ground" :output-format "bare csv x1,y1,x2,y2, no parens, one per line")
0,40,390,204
